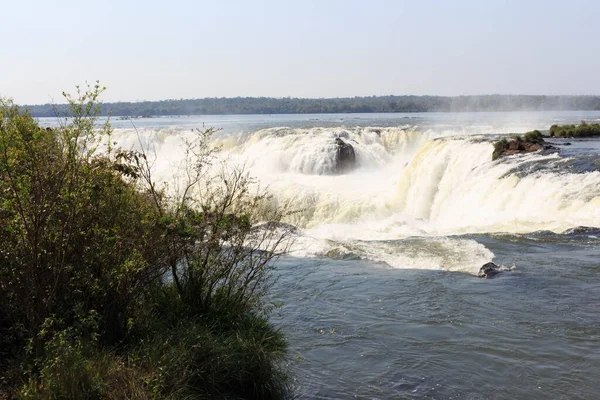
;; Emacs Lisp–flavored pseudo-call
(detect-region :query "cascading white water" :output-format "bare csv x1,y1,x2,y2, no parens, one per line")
218,126,458,229
396,138,600,234
108,124,600,274
229,126,441,175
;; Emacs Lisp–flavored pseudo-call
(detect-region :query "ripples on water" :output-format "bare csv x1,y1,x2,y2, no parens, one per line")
271,234,600,399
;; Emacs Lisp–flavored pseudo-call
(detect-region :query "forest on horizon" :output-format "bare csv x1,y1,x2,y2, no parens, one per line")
23,94,600,117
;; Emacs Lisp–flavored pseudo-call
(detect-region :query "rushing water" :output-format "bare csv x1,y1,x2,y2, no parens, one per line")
42,111,600,398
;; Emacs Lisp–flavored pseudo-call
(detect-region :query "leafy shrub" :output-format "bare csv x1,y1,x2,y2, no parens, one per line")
549,121,600,137
523,130,544,144
0,84,291,399
492,138,508,160
0,88,167,352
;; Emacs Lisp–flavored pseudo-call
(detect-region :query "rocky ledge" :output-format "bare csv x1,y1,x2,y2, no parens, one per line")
492,130,557,160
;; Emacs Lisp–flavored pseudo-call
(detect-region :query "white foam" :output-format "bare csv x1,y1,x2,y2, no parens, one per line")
107,125,600,273
395,138,600,234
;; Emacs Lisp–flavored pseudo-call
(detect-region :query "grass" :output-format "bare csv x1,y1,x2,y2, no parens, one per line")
523,130,544,144
12,285,289,400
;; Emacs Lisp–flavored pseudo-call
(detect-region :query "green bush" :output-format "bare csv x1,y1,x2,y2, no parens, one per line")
549,121,600,137
523,130,544,144
492,138,508,160
0,85,291,399
0,88,167,353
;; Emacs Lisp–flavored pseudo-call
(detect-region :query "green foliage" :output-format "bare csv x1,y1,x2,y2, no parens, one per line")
523,130,545,144
127,297,289,400
0,85,291,399
492,138,508,161
16,302,289,400
22,94,600,117
549,121,600,137
16,331,151,400
0,85,166,352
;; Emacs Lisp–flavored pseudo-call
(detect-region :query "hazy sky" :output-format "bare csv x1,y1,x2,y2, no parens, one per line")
2,0,600,104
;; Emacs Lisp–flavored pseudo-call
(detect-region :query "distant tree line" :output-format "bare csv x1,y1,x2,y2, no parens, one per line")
23,94,600,117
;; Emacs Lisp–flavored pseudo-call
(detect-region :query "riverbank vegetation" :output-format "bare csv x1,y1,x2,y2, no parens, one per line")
0,84,292,399
549,121,600,137
24,94,600,117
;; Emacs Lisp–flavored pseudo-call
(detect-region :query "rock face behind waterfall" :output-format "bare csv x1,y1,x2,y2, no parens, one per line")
334,137,356,173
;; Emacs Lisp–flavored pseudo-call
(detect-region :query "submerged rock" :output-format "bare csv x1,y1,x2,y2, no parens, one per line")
334,137,356,173
478,262,515,278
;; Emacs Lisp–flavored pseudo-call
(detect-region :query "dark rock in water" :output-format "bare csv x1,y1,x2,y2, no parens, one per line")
478,262,514,278
334,137,356,173
502,142,556,157
509,143,555,157
478,262,501,278
493,134,558,160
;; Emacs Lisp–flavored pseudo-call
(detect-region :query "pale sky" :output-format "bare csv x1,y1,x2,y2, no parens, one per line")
2,0,600,104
